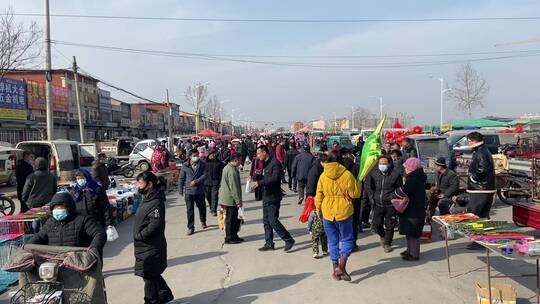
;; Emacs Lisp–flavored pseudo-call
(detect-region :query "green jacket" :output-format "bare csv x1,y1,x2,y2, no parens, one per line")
218,163,242,207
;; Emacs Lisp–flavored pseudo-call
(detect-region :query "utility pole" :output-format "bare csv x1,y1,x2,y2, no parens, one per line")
72,56,85,143
231,109,235,136
166,89,173,151
44,0,54,140
379,97,384,119
351,106,355,130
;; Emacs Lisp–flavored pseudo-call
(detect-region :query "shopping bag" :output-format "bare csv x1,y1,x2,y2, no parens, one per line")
106,226,119,242
391,196,409,214
245,179,253,193
238,207,245,221
421,224,432,241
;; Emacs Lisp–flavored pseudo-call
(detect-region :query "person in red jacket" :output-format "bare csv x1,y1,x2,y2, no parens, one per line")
275,139,286,183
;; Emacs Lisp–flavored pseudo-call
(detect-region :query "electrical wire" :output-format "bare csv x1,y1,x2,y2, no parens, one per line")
52,40,540,59
12,13,540,23
52,40,540,68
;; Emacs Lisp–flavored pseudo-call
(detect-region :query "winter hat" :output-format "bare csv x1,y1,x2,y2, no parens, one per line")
403,157,422,173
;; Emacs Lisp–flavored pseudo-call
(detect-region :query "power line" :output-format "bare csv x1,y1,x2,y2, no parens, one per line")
52,40,540,68
52,40,540,59
12,13,540,23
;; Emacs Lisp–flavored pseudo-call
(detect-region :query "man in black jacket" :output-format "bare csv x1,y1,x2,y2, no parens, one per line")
292,145,314,205
251,145,295,252
306,153,326,197
205,150,225,216
28,192,106,255
433,157,460,216
466,132,496,218
284,142,300,192
365,155,403,253
179,149,208,235
22,157,57,209
402,138,418,160
15,151,34,212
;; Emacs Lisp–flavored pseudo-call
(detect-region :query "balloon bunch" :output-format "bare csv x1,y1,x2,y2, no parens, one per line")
383,125,424,145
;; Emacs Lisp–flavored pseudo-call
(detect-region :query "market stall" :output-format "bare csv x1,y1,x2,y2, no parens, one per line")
0,208,49,293
433,214,540,303
513,156,540,229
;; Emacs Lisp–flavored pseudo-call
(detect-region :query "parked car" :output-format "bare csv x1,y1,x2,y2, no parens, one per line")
129,139,158,172
446,130,518,154
406,134,451,187
16,140,95,184
326,135,354,150
0,146,23,186
95,137,138,161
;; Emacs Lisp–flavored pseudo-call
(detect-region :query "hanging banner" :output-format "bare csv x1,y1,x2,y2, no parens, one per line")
0,78,27,120
27,80,69,112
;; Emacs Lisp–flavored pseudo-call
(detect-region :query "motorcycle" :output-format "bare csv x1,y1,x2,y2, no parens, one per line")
5,244,106,304
105,157,135,178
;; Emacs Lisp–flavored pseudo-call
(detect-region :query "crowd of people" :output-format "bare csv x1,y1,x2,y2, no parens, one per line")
11,129,496,302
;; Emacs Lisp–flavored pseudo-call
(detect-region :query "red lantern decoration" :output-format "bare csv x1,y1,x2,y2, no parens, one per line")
396,135,404,144
392,121,403,129
412,126,423,134
385,131,393,139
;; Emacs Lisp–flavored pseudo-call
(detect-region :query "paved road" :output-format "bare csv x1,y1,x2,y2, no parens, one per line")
2,173,539,303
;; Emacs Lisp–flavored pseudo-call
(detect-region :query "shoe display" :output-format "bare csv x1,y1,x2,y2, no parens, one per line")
258,244,275,251
284,239,296,252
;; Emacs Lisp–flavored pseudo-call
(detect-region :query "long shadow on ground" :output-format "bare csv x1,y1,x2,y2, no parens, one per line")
173,272,313,304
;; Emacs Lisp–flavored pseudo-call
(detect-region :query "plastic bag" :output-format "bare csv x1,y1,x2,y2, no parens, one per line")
238,207,245,221
106,226,119,242
245,179,253,193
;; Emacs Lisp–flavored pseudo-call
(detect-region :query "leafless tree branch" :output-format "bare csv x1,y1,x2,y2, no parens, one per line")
449,63,490,118
0,8,42,78
184,83,208,114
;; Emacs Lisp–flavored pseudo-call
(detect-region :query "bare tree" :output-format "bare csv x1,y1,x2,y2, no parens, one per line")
185,83,209,133
351,106,373,129
449,63,490,118
0,8,42,77
204,95,221,120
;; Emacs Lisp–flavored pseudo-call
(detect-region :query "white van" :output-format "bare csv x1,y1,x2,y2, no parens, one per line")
16,140,96,184
0,146,23,186
129,139,158,172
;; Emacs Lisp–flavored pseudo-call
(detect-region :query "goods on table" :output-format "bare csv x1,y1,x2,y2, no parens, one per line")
450,220,520,235
107,183,142,222
439,213,479,223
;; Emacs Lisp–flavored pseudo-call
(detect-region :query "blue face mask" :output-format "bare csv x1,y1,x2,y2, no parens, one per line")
76,179,87,187
378,164,389,173
52,209,68,221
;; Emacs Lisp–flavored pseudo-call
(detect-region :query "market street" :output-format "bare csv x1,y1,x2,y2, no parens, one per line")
96,176,538,304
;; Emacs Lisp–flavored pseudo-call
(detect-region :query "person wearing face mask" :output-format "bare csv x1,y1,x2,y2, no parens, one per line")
133,171,173,304
16,151,35,212
92,152,110,190
179,149,208,235
71,170,113,230
28,192,106,257
365,155,402,253
21,157,57,209
394,157,427,261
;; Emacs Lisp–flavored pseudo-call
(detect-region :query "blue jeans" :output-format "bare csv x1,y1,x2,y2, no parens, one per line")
323,216,354,263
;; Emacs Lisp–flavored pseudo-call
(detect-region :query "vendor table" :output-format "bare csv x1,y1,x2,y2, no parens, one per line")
432,216,540,303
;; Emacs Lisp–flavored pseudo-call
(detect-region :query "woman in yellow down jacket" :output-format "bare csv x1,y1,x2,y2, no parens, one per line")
316,150,361,281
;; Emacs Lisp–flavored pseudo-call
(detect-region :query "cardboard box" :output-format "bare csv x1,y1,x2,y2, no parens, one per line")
476,283,516,304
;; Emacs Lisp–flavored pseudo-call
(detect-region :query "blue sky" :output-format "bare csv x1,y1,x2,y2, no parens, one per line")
5,0,540,126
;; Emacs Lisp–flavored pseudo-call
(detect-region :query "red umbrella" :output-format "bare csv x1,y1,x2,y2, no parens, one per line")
198,128,220,137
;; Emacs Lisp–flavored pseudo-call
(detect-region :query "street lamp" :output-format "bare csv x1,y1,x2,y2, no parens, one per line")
429,75,451,129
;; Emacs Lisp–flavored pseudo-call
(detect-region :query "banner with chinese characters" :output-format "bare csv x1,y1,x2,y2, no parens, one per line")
26,80,69,112
0,78,27,120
